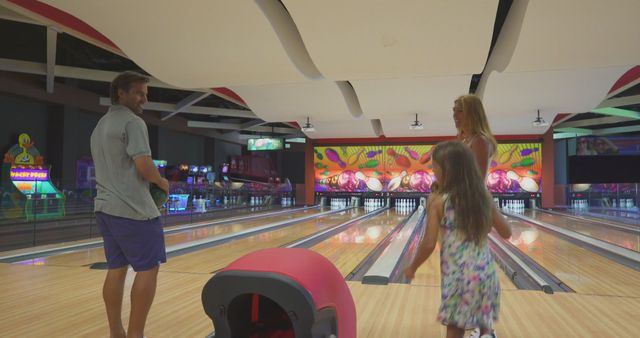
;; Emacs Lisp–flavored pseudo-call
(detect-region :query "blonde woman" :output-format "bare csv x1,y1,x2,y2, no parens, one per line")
452,94,499,338
453,94,498,178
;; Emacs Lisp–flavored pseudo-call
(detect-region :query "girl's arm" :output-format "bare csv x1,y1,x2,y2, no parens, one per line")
491,203,512,239
405,194,443,279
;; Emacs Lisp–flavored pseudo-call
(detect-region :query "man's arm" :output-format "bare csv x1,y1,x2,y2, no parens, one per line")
134,155,169,194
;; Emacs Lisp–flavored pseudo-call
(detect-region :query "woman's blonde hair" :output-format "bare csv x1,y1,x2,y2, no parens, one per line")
455,94,497,154
432,140,493,245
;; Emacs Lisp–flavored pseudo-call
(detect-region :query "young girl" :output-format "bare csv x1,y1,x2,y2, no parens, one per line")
405,141,511,338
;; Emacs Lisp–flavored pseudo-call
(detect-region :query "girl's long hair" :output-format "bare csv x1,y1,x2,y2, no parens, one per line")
432,140,492,245
455,94,497,155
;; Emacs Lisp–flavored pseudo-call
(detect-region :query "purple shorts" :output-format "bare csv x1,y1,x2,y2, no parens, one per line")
96,212,167,272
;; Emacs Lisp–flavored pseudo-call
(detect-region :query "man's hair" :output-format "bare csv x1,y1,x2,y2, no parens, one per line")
110,71,150,104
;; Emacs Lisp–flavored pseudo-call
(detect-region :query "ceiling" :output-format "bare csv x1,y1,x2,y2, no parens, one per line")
2,0,640,140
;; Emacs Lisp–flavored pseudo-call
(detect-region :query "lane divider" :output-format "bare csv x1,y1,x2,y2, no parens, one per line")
361,209,423,285
488,233,553,293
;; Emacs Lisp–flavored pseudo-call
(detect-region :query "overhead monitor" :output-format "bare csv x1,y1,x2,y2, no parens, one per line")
247,138,283,151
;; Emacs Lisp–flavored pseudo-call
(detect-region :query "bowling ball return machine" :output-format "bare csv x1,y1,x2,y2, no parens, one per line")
202,248,356,338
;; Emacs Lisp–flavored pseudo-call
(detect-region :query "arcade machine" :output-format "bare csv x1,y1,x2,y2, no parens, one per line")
1,133,65,221
217,163,236,206
153,159,167,176
165,163,190,213
75,156,96,202
194,165,213,211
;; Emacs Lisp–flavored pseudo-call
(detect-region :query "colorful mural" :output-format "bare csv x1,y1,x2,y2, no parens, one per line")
314,143,542,194
384,145,434,193
487,143,542,193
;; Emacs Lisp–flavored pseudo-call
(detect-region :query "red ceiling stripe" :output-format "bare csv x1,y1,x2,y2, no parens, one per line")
608,65,640,95
9,0,248,106
9,0,117,48
552,113,571,124
312,134,542,145
212,87,247,106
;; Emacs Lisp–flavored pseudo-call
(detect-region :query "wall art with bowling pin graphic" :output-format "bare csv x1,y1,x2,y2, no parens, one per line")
385,145,435,193
314,145,436,193
314,143,542,193
486,143,542,193
314,146,386,192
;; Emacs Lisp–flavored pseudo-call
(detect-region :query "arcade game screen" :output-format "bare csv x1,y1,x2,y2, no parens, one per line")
313,143,542,193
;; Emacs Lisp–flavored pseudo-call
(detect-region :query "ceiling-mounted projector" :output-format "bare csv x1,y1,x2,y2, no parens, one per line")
302,117,315,132
409,113,423,130
532,109,549,128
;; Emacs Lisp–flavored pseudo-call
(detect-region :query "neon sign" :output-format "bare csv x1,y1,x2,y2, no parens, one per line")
10,168,49,181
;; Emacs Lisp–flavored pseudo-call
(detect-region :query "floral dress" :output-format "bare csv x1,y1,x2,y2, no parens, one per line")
437,195,500,329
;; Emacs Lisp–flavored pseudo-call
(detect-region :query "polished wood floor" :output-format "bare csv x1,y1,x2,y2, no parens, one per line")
3,208,639,337
2,263,638,337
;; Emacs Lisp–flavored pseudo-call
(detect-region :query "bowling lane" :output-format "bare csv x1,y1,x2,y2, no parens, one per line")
162,205,284,230
161,208,364,273
545,209,639,229
410,245,517,290
309,209,410,276
591,209,639,220
522,209,640,252
564,208,640,225
14,207,327,267
504,217,640,297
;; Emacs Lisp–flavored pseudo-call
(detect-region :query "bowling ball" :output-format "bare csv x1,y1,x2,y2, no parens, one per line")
149,183,168,208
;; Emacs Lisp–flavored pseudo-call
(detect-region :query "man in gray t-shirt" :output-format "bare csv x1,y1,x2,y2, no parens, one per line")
90,71,169,338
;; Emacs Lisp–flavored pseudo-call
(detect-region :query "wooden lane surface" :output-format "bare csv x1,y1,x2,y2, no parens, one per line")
309,209,408,276
554,209,639,227
409,245,517,290
159,205,285,231
0,206,300,259
594,209,640,221
161,209,364,274
3,263,639,337
523,209,640,251
0,206,283,253
506,217,640,297
12,208,325,267
350,282,640,337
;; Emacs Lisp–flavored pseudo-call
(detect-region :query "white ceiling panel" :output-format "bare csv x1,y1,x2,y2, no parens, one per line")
282,0,498,80
41,0,311,88
499,0,640,72
481,66,633,134
230,81,360,122
351,75,471,119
